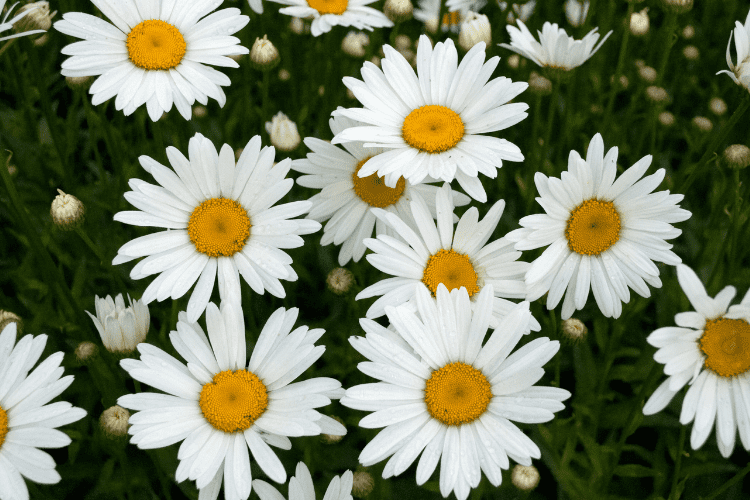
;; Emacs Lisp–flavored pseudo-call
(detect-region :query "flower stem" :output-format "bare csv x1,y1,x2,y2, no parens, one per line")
655,12,678,88
541,83,561,175
603,2,634,128
668,426,687,500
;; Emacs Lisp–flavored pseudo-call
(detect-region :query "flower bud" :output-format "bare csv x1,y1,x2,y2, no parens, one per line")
75,341,98,364
564,0,589,28
638,65,657,83
562,318,587,343
512,464,540,491
724,145,750,170
13,2,55,33
0,311,22,336
321,416,346,444
658,111,675,127
87,294,150,354
384,0,413,23
528,71,552,95
250,35,280,71
100,405,130,438
629,8,649,36
395,35,411,52
289,17,306,34
507,54,520,69
682,45,699,60
458,12,491,51
682,25,695,39
327,268,355,295
709,97,727,116
661,0,692,14
645,86,669,104
342,32,369,58
692,116,712,132
193,105,208,118
352,470,375,498
278,68,291,81
265,112,301,152
51,189,85,230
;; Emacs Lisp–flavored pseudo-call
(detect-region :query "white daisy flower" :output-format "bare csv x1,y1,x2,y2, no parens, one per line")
112,132,320,323
267,0,392,37
332,34,528,203
54,0,250,121
413,0,485,34
86,294,150,354
499,20,612,71
118,302,347,500
292,112,471,266
0,323,87,500
643,264,750,458
357,184,540,333
253,462,353,500
0,1,46,42
506,133,691,320
717,8,750,91
342,284,569,500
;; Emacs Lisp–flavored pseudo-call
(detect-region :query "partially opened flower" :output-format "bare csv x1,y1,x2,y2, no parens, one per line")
413,0,484,34
0,0,46,42
292,113,470,266
267,0,392,37
342,285,569,500
118,302,346,500
54,0,250,121
113,132,320,322
506,133,691,320
500,20,611,71
717,7,750,91
253,462,353,500
86,294,150,354
0,323,87,500
643,264,750,458
333,34,528,203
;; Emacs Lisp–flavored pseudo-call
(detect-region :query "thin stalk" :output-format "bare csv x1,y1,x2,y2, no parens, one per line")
541,83,561,174
668,426,687,500
260,69,271,141
725,168,744,282
655,12,678,88
0,38,17,59
75,226,129,295
699,462,750,500
678,96,750,193
603,2,634,128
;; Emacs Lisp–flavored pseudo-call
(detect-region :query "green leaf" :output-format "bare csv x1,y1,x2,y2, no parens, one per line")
614,464,661,477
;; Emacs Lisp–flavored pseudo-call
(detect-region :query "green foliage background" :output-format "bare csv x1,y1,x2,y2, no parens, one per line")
1,0,750,498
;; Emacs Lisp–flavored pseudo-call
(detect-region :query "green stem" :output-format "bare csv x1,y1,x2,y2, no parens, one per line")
678,96,750,193
75,225,129,295
541,83,561,175
0,38,17,59
699,462,750,500
260,69,270,140
668,426,687,500
655,12,678,88
725,168,744,283
603,2,634,128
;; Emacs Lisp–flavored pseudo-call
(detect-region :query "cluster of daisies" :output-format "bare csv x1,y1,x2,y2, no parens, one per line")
3,0,750,500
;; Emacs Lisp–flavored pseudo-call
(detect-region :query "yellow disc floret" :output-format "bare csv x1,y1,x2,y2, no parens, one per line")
700,318,750,378
0,405,7,450
127,20,187,71
307,0,349,15
199,370,269,433
424,362,492,426
352,157,406,208
442,11,461,26
422,249,480,296
402,105,465,154
565,199,621,255
188,198,252,258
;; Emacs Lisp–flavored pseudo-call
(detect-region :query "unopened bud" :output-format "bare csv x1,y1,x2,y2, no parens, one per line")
278,68,291,81
342,32,369,58
193,105,208,118
682,25,695,39
724,145,750,170
458,12,491,51
352,470,375,498
0,311,22,336
658,111,675,127
384,0,413,22
265,112,300,152
638,65,657,83
562,318,587,343
645,86,669,104
100,405,130,438
692,116,712,132
565,0,589,28
290,17,306,34
66,75,94,90
321,415,346,444
14,2,55,32
327,268,355,295
629,8,649,36
51,189,85,230
75,341,98,364
661,0,693,14
512,464,540,491
251,35,280,71
507,54,520,69
528,71,552,95
394,35,411,52
682,45,699,60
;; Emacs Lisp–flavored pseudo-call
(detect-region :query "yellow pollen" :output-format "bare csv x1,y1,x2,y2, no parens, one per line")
126,20,186,71
402,105,465,154
442,11,461,26
199,370,268,433
700,318,750,378
352,157,406,208
424,362,492,426
188,198,251,258
307,0,349,15
565,199,622,255
0,405,7,450
422,249,479,296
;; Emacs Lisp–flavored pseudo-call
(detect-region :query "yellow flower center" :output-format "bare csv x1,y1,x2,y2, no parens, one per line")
422,249,479,296
700,318,750,378
126,20,187,71
351,157,406,208
0,405,7,450
307,0,349,15
402,105,465,154
442,11,461,26
565,199,621,255
188,198,252,258
424,362,492,426
199,370,269,433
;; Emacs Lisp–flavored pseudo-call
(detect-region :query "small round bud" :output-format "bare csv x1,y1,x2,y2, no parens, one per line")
564,0,588,28
347,88,356,100
33,32,50,46
512,465,540,491
342,32,369,58
458,12,491,51
265,112,301,152
321,416,346,444
370,55,381,67
528,71,552,95
0,311,22,336
682,25,695,39
352,470,375,498
692,116,712,132
327,268,355,295
724,145,750,170
75,341,98,364
634,59,645,68
507,54,520,69
425,17,439,34
251,35,280,71
278,68,291,81
193,105,208,118
682,45,699,60
394,35,411,52
88,294,150,354
235,148,244,161
318,85,325,96
51,189,85,230
13,2,55,33
228,53,244,62
562,318,588,343
658,111,675,127
629,8,649,36
384,0,413,22
100,405,130,438
661,0,692,14
645,86,669,104
66,75,94,91
289,17,306,34
638,65,657,83
709,97,727,116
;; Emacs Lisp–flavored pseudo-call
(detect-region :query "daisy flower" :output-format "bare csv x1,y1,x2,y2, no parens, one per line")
292,112,470,266
113,132,320,323
506,133,691,320
54,0,250,121
332,34,528,203
342,284,570,500
0,1,46,42
413,0,485,34
253,462,353,500
267,0,392,37
643,264,750,458
717,7,750,91
499,20,611,71
0,323,87,500
118,302,346,500
357,184,539,332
